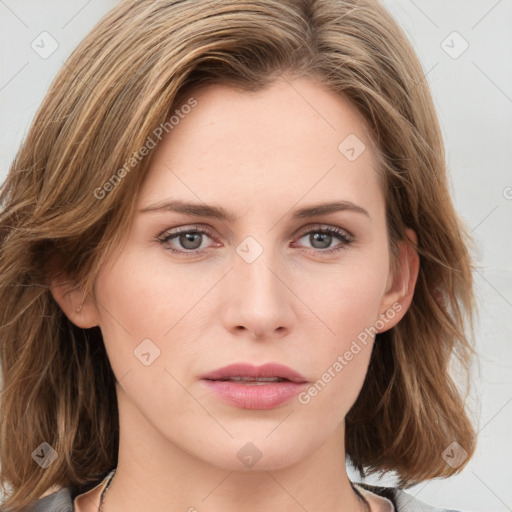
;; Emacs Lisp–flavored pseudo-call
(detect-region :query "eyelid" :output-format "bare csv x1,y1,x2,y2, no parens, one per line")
293,223,354,240
158,224,215,239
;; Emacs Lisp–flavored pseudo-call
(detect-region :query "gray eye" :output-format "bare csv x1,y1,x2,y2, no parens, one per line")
307,232,333,249
178,232,203,250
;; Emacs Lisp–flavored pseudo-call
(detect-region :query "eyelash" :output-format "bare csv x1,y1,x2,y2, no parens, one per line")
156,224,354,257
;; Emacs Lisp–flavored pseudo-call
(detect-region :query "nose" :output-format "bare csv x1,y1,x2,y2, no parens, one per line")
220,245,296,341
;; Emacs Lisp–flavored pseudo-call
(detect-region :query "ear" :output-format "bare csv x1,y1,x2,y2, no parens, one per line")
49,275,100,329
376,228,420,333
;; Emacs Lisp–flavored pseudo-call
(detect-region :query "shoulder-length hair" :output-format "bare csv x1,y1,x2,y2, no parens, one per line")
0,0,477,509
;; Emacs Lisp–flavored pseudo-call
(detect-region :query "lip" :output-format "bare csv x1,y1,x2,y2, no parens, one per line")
200,363,308,410
201,363,308,383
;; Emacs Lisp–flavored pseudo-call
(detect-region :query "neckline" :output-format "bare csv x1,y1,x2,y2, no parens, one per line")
98,469,117,507
352,482,396,512
73,469,116,509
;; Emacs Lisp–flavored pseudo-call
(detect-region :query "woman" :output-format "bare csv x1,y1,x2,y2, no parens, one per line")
0,0,476,511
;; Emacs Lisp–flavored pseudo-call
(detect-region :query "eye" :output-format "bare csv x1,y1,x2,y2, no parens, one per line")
292,226,354,254
156,225,217,256
156,224,354,257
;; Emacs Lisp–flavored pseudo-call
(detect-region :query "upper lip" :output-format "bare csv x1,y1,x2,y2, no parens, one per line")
201,363,308,383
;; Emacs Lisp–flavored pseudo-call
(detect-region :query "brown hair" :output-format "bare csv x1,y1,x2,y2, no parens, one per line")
0,0,477,509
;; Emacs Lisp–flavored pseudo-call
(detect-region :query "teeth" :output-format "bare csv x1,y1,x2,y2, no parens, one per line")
223,376,285,384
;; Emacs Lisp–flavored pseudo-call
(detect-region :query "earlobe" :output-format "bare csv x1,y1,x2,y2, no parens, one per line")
377,228,420,333
49,276,100,329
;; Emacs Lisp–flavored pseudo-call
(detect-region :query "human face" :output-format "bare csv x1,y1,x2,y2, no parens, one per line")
90,76,401,471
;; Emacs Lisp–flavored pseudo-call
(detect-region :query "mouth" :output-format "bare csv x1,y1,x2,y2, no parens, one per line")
200,363,308,410
212,376,290,385
200,362,308,384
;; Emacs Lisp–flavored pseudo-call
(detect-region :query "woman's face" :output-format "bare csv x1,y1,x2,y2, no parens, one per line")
86,77,409,470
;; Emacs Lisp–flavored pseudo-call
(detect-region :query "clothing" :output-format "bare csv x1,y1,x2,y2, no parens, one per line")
25,471,462,512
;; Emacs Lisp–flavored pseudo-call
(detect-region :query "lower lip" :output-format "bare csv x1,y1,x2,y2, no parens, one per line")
201,379,307,409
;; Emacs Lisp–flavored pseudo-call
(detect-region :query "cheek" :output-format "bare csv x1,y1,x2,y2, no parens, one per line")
92,248,219,383
295,252,389,344
92,252,168,373
292,253,389,409
92,254,201,423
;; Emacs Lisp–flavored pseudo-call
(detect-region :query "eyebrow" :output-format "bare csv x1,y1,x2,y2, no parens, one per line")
138,199,370,220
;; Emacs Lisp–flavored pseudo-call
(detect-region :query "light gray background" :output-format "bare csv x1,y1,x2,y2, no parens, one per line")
1,1,511,511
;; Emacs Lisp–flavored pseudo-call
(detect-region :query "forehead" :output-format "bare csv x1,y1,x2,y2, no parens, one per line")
137,77,382,218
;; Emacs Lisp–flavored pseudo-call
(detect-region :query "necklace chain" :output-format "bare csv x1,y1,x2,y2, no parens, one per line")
96,472,371,512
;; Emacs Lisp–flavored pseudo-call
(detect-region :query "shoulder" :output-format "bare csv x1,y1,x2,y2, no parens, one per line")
24,487,73,512
355,482,465,512
24,470,113,512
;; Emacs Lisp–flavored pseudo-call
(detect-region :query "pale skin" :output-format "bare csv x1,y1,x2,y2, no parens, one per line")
51,76,419,512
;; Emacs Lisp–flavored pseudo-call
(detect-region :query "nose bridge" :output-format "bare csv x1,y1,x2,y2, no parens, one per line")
235,236,284,306
222,235,294,337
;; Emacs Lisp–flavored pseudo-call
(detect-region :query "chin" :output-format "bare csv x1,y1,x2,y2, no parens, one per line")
189,432,320,473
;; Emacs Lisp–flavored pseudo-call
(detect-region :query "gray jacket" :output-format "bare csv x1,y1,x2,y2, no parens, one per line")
24,481,463,512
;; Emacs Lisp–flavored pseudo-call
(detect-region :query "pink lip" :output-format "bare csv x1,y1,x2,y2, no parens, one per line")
200,363,308,410
201,363,308,383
